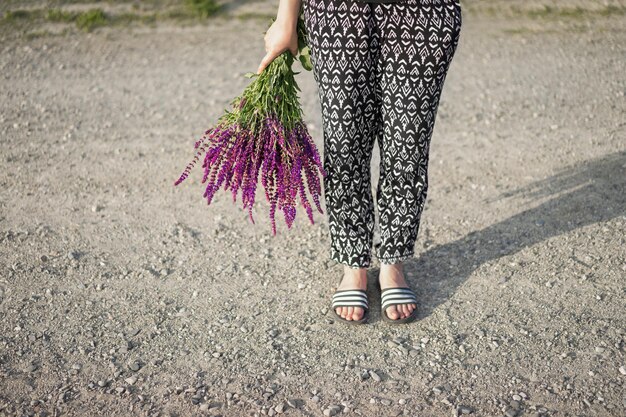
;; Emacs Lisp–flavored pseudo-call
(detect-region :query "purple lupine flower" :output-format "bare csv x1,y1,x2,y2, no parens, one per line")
174,34,325,235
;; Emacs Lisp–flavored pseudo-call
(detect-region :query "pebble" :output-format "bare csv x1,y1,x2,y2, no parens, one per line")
97,380,107,387
129,361,141,372
505,408,517,417
125,376,137,385
380,399,392,406
323,405,341,416
458,405,472,414
369,370,381,382
275,402,286,413
619,366,626,375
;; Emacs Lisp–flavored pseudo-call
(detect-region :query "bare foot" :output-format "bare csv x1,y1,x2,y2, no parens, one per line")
378,262,417,320
334,266,368,321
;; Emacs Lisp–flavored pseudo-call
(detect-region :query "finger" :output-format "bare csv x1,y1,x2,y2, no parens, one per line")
257,51,274,74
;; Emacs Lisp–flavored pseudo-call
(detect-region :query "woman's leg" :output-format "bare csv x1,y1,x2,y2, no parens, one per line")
303,0,382,321
373,0,463,317
303,0,381,269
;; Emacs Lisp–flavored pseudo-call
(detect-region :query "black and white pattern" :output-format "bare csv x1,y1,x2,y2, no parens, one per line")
380,287,418,312
303,0,462,267
331,289,370,310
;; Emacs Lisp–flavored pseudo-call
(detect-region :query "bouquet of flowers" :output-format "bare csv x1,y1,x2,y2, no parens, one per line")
174,14,326,236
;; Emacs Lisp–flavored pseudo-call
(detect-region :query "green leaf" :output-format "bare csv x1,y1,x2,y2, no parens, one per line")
244,72,258,78
299,52,312,71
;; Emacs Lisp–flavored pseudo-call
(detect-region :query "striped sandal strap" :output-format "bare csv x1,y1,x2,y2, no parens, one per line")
331,289,369,310
380,287,418,311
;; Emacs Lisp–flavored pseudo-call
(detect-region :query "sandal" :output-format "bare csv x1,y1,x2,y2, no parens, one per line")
377,282,419,324
331,288,370,325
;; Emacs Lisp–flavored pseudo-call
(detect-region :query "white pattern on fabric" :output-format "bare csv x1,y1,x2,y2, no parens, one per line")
303,0,462,267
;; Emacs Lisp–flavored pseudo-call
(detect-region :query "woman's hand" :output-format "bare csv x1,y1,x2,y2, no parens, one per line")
257,17,299,74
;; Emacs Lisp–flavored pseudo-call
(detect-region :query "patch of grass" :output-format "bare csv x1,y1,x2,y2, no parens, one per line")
3,9,43,21
75,9,108,32
185,0,221,18
525,5,626,19
598,5,626,16
24,27,71,40
46,9,77,23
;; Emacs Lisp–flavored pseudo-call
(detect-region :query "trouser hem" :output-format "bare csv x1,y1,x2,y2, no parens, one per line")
376,251,415,265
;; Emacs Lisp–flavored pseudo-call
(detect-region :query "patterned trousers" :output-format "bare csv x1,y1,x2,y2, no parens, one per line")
302,0,462,268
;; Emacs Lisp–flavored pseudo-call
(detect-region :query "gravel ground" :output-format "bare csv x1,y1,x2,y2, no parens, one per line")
1,1,625,416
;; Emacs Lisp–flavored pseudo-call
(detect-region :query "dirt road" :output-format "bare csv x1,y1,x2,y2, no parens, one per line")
1,2,625,416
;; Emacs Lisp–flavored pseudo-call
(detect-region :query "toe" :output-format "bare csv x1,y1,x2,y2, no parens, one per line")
386,305,400,320
336,307,344,318
352,307,363,321
401,304,410,318
346,306,354,320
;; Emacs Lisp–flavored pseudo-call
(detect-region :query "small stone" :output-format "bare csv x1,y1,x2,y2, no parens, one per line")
323,405,341,416
380,399,392,406
128,361,141,372
71,363,82,371
124,376,137,385
458,405,472,414
275,402,286,413
311,395,319,403
369,370,381,382
619,366,626,375
97,380,107,387
505,408,517,417
512,394,522,401
115,387,125,394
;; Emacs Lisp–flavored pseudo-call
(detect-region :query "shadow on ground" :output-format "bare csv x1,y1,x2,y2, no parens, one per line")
370,150,625,319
